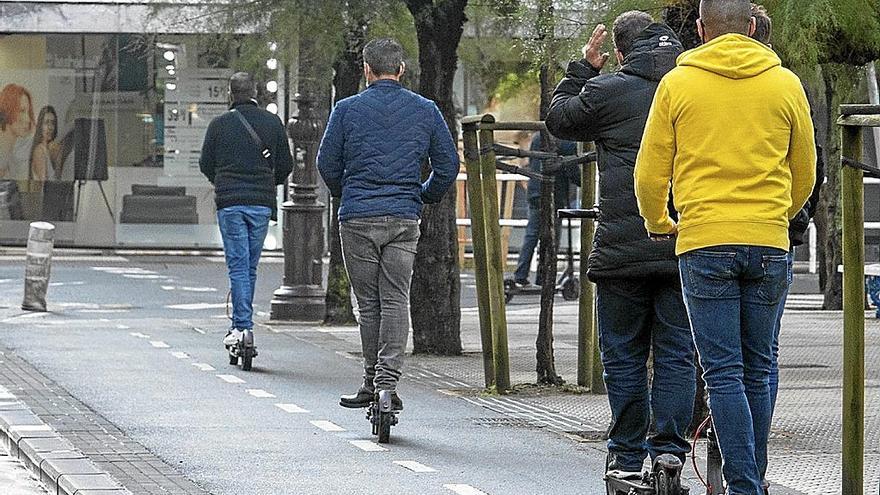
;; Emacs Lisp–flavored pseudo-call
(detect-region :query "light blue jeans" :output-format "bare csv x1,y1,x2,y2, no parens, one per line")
217,205,271,330
679,245,788,495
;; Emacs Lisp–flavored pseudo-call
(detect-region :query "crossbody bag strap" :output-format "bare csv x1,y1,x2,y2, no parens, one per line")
231,109,273,163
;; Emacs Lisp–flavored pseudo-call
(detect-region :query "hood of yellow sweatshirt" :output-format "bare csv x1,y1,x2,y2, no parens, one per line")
676,33,781,80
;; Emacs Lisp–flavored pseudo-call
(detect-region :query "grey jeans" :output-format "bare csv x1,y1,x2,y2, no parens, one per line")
340,216,420,391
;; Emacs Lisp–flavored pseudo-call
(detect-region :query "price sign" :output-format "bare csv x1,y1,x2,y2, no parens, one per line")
164,69,232,176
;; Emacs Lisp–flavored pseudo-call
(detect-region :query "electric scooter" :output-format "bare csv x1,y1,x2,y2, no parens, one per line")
227,329,257,371
605,454,690,495
504,208,598,303
366,390,398,443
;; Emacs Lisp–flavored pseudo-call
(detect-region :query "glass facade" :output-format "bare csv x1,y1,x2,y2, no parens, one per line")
0,32,284,249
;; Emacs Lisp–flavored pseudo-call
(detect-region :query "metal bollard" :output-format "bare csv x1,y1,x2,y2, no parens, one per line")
22,222,55,312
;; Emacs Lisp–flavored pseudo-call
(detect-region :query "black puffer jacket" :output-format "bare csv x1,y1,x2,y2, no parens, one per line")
546,23,683,281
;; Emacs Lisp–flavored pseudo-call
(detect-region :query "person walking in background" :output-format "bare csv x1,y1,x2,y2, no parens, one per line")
200,72,293,353
511,132,578,289
317,38,458,411
634,1,816,492
546,11,695,476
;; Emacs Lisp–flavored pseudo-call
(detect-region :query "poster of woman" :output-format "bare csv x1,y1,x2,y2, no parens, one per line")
0,83,34,180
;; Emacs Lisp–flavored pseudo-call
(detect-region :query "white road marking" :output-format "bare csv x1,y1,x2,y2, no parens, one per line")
150,341,170,348
246,389,275,398
217,374,245,384
444,484,488,495
394,460,436,473
192,363,215,371
77,309,129,314
7,312,48,319
122,274,164,279
349,440,387,452
310,420,345,432
0,392,16,400
49,281,85,287
191,327,206,334
170,351,190,359
275,403,309,414
166,303,228,310
9,425,52,432
129,332,150,339
92,267,155,274
161,286,218,292
116,325,131,329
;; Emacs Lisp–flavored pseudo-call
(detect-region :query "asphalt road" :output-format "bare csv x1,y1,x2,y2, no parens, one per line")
0,254,608,495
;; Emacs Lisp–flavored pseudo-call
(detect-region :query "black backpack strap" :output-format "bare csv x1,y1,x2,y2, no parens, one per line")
231,109,272,163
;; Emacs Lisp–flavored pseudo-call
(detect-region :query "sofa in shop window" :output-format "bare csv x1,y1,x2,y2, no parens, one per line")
120,184,198,224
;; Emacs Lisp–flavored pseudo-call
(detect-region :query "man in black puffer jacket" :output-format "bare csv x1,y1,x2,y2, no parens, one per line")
546,12,696,475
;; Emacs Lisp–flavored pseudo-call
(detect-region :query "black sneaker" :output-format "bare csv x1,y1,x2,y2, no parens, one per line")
513,279,532,289
339,387,374,409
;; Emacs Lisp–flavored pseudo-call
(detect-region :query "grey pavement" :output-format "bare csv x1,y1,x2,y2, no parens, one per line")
0,443,47,495
0,249,875,495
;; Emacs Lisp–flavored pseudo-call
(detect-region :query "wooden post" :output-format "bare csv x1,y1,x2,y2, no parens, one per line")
577,144,604,392
462,118,495,388
841,122,864,495
478,115,511,391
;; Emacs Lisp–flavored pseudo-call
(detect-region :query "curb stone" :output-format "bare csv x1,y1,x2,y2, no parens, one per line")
0,387,130,495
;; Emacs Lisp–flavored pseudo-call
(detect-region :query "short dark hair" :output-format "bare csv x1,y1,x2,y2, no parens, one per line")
750,3,772,45
700,0,752,36
229,72,256,103
363,38,404,77
612,11,654,57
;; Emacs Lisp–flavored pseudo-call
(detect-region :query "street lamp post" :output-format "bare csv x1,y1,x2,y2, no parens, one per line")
270,94,326,321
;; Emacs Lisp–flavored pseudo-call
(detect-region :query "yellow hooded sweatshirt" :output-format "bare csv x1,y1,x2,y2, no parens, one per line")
634,34,816,255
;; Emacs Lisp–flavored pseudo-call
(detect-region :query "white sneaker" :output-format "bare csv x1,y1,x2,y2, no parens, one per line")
223,329,243,346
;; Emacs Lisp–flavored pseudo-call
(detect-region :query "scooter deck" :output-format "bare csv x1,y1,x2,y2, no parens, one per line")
605,473,656,495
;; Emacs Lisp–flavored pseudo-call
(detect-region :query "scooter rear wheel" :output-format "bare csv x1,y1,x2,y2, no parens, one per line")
561,277,580,301
241,347,253,371
377,412,392,443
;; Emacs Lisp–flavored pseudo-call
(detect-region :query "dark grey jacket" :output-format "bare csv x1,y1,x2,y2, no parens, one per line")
546,23,683,281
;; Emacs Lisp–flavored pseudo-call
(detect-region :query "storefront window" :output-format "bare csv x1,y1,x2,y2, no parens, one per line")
0,33,283,249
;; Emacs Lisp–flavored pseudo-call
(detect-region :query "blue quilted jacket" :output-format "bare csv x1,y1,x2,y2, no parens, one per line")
317,80,459,221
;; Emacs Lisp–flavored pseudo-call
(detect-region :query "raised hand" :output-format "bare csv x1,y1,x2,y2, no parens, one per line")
582,24,610,71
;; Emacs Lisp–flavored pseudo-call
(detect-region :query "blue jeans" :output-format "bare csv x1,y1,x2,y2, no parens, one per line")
217,205,271,330
679,246,788,495
769,250,794,417
514,206,540,282
514,205,562,283
597,277,695,471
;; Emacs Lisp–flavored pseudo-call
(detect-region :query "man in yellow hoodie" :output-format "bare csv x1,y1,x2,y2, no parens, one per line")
633,1,816,493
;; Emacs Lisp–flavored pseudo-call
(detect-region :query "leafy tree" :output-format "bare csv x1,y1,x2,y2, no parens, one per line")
761,0,880,309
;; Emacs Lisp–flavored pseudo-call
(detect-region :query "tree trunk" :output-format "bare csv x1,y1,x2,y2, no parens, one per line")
818,63,857,310
405,0,468,355
324,8,368,325
535,57,563,384
532,0,564,385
